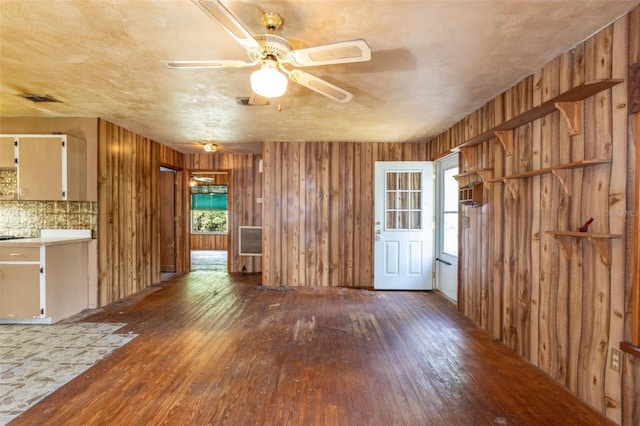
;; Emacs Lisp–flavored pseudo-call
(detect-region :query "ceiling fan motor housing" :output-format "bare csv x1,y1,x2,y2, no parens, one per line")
249,34,292,62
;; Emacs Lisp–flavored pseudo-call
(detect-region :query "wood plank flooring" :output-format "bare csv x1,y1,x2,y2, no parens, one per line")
12,273,613,425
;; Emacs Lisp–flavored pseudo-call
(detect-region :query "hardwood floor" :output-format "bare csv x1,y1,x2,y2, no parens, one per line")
13,273,612,425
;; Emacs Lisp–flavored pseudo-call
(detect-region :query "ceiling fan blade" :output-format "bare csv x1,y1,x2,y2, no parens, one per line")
288,69,354,103
287,39,371,67
191,0,263,53
161,60,256,69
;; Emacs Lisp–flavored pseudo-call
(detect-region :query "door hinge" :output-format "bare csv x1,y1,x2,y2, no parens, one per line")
40,267,44,274
62,191,66,198
62,140,65,147
14,140,18,147
41,308,44,315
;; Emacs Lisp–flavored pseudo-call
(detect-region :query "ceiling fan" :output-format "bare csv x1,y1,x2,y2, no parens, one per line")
162,0,372,103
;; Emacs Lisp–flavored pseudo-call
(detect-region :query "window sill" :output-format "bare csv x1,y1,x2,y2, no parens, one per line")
191,232,228,235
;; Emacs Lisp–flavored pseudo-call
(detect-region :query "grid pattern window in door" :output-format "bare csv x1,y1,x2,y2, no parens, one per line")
385,171,422,230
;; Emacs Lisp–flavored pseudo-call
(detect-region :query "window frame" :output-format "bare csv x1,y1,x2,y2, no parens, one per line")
188,170,231,236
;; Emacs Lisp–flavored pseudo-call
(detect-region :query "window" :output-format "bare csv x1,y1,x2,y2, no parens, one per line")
385,171,422,230
441,164,459,256
190,176,228,234
192,210,228,233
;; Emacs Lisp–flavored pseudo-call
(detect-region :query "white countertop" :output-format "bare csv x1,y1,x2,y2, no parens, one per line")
0,229,92,247
0,236,92,247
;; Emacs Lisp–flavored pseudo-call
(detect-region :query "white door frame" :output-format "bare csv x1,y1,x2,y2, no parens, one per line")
434,153,459,302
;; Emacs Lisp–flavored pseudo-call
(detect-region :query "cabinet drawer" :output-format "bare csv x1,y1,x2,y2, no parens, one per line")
0,247,40,262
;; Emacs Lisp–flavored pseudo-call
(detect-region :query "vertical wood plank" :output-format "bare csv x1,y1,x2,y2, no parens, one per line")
603,14,629,424
298,143,307,286
344,143,355,287
262,143,274,284
578,24,613,411
329,143,341,286
281,143,290,285
517,124,532,359
305,143,316,285
530,67,543,368
289,145,300,286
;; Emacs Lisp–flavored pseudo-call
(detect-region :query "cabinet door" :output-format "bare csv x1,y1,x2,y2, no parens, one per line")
17,136,64,200
65,135,87,201
0,264,41,319
0,136,15,169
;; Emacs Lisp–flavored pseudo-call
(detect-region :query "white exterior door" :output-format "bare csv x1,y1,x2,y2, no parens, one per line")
434,154,459,302
374,161,434,290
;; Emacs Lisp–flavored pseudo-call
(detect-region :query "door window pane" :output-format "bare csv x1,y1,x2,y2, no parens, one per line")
443,212,458,256
443,168,459,212
385,171,422,230
440,163,458,256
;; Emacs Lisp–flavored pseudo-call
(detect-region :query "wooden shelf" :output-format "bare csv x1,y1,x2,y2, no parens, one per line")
489,159,610,198
453,170,478,179
546,230,622,267
453,79,623,150
546,231,622,238
454,169,493,187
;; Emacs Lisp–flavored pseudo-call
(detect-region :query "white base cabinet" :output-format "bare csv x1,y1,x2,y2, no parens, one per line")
0,231,90,324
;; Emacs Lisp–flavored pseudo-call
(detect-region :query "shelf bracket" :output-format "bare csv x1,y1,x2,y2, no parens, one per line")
549,234,572,261
501,178,518,200
494,130,514,156
555,101,582,136
551,169,572,196
476,169,494,186
458,147,476,172
587,236,612,268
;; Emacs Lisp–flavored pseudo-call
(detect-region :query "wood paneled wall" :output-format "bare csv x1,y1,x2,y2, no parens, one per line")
262,142,429,287
159,143,184,169
427,7,639,425
183,153,262,273
97,119,160,306
190,233,228,251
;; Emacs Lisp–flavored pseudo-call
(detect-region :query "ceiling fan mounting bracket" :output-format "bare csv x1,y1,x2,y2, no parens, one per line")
261,12,283,32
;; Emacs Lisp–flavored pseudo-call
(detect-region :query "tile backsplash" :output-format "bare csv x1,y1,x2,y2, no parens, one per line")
0,169,17,197
0,200,97,237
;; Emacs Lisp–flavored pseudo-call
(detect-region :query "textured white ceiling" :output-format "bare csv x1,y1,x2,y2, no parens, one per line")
0,0,637,154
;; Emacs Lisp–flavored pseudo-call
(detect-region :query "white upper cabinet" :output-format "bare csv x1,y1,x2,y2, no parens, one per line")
0,136,15,169
3,134,87,201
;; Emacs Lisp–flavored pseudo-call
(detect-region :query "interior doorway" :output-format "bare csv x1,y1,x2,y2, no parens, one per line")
160,167,177,274
189,170,231,272
190,250,228,271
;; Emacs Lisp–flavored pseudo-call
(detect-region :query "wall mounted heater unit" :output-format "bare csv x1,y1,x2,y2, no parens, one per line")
239,226,262,256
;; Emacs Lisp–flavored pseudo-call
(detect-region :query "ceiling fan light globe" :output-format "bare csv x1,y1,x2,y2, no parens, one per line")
250,66,288,98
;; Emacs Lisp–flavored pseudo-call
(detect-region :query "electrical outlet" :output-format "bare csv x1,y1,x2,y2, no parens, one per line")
610,348,621,372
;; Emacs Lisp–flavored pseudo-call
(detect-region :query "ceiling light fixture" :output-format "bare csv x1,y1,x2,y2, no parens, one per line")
203,142,217,153
250,57,288,98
